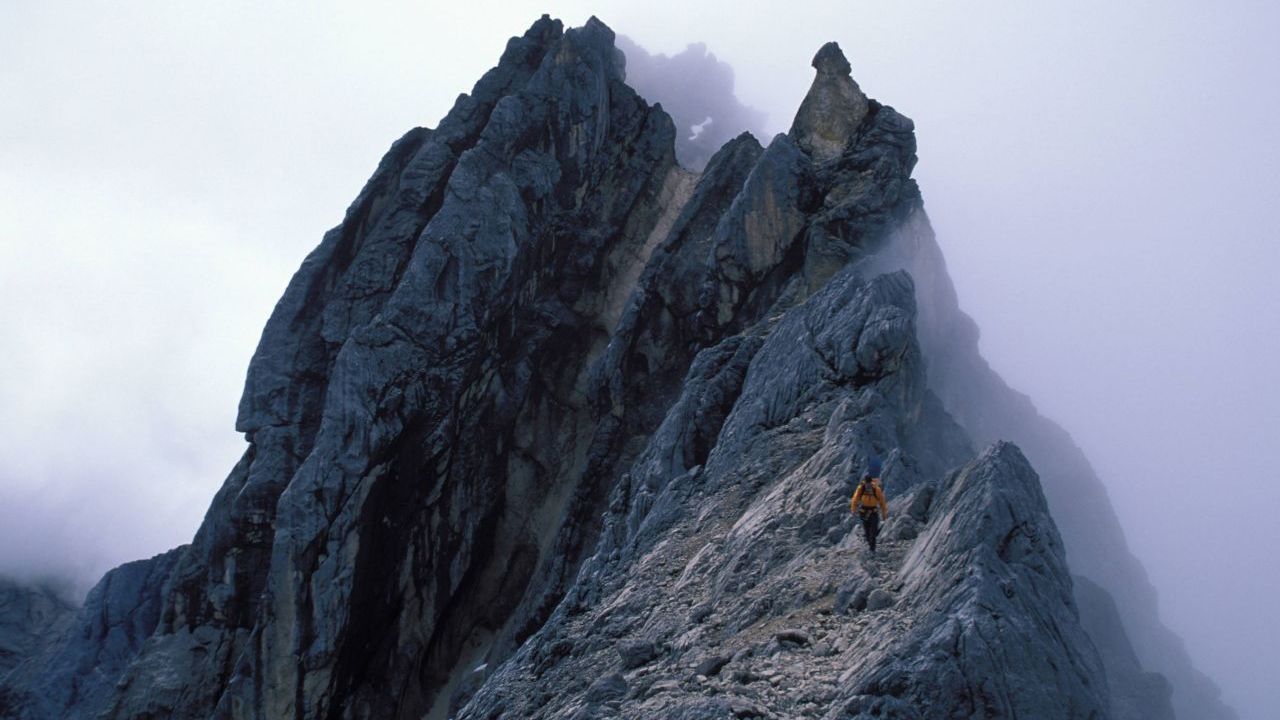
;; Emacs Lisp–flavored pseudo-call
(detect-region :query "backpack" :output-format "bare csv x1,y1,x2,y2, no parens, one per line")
858,480,879,507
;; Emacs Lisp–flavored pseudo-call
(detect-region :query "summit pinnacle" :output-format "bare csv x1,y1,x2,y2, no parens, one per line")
812,40,852,76
790,40,870,161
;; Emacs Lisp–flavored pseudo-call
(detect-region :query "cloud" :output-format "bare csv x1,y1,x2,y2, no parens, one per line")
617,35,769,169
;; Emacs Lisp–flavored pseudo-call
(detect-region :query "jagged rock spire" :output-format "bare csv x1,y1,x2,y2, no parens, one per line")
0,17,1235,720
789,41,869,161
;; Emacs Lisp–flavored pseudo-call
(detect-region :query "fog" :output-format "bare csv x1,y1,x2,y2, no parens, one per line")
615,36,768,169
1,2,1276,717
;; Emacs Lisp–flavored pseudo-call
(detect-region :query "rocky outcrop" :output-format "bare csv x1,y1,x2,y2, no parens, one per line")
458,266,1106,718
1,15,1235,720
109,16,690,719
790,42,870,162
1,550,181,720
0,579,74,684
880,443,1109,718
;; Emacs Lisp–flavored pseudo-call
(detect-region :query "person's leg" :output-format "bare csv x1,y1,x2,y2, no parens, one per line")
860,511,874,549
867,512,880,552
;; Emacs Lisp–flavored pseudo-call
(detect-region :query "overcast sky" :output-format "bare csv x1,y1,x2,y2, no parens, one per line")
2,1,1276,717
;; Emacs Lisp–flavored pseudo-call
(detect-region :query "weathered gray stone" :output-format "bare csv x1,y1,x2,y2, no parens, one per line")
3,15,1232,720
661,697,735,719
833,569,870,615
690,602,714,624
618,638,658,669
695,653,731,677
0,579,73,679
854,443,1109,718
790,42,869,161
727,695,770,718
1,549,183,720
584,672,628,703
884,513,920,540
459,236,1103,720
774,629,810,647
863,588,894,611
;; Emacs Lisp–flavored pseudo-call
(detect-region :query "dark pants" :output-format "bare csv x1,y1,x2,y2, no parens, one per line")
859,510,881,552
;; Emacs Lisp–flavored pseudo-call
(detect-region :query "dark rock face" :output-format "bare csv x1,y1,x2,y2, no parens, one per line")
878,443,1108,718
1,15,1235,720
1,550,181,720
121,16,692,720
0,579,74,683
459,263,1107,719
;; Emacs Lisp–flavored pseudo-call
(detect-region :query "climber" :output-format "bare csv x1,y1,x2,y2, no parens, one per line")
850,471,888,553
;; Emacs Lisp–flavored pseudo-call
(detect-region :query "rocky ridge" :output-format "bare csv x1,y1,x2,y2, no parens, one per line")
0,15,1236,720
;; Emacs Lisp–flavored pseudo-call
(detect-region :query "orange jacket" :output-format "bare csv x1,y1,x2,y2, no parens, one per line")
850,479,888,518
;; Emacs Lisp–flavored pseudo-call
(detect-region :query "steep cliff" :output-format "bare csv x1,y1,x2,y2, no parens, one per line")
1,15,1234,720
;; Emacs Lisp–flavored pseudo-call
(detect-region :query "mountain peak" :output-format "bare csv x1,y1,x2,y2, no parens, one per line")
0,16,1236,720
790,40,870,161
812,40,852,76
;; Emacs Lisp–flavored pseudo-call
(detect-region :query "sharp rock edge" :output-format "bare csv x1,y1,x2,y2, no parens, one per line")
0,16,1235,720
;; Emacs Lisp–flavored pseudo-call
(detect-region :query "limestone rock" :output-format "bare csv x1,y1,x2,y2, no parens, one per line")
0,579,73,679
858,443,1109,717
618,638,658,669
457,252,1106,719
584,672,628,703
2,15,1233,720
1,550,182,720
790,42,870,161
863,588,894,611
695,653,732,677
774,629,810,647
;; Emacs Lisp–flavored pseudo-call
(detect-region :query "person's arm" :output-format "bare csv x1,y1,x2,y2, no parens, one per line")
850,486,863,513
877,486,888,519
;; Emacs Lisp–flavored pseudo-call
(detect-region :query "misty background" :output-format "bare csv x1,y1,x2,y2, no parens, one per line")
2,1,1276,717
